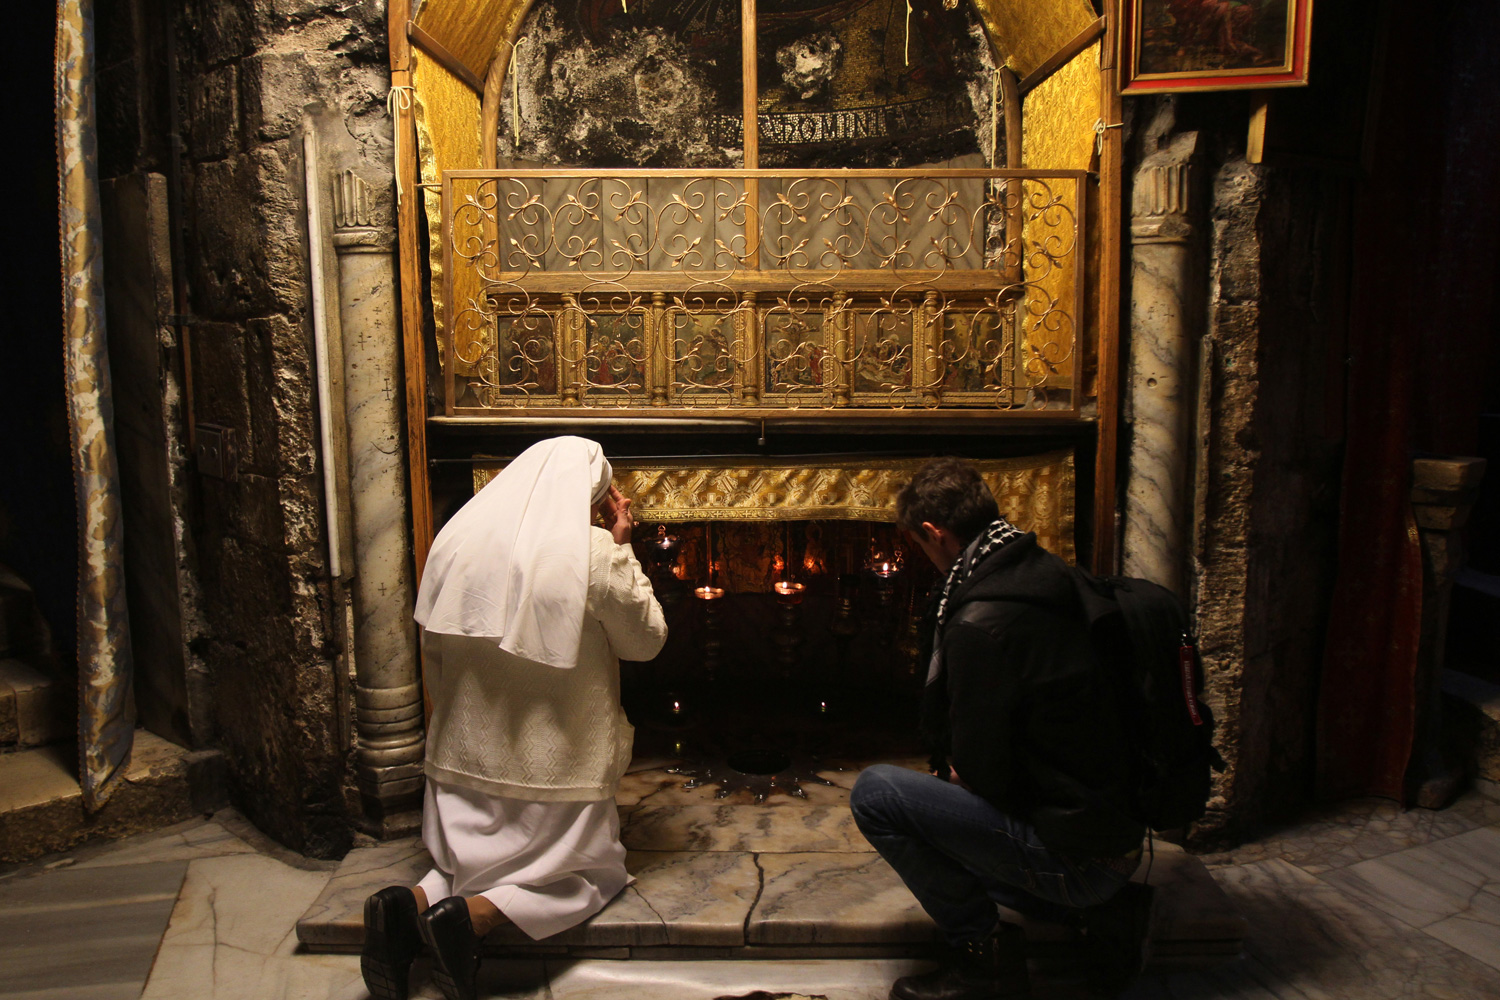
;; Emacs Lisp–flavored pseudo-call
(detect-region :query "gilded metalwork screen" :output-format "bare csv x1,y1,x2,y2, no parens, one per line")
440,167,1085,418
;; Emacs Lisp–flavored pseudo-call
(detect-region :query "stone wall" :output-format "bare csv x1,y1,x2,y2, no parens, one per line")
1122,96,1347,841
95,0,399,857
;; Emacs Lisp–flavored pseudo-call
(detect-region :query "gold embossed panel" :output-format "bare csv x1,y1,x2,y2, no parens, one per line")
474,450,1075,561
442,169,1085,415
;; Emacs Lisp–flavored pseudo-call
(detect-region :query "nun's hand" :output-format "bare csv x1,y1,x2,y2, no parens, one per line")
601,485,635,544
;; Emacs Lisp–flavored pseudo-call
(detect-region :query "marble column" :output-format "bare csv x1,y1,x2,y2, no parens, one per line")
1124,131,1202,596
332,170,425,830
1408,455,1487,808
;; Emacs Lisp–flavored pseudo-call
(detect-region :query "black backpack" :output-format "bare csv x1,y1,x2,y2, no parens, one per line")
1069,568,1225,831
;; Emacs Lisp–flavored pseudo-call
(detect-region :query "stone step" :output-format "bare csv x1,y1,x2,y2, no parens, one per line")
0,657,72,749
0,564,52,662
0,729,226,864
298,834,1245,967
1443,667,1500,784
1448,569,1500,684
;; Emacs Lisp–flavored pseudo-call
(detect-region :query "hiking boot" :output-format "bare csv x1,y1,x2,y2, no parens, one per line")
360,885,422,1000
890,922,1030,1000
1080,882,1155,995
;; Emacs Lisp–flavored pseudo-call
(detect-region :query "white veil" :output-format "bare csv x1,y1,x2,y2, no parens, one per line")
414,436,613,669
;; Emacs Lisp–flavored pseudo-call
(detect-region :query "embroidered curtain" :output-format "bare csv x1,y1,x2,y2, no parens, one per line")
57,0,136,810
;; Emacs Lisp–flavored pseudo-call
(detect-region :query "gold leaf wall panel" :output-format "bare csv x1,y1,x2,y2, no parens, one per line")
971,0,1097,77
474,450,1076,562
1019,42,1100,388
412,0,521,77
1022,42,1101,172
412,51,483,368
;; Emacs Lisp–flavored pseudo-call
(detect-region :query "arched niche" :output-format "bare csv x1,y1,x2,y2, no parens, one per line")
387,0,1124,573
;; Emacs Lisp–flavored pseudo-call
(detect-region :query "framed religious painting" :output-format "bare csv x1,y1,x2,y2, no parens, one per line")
1119,0,1314,94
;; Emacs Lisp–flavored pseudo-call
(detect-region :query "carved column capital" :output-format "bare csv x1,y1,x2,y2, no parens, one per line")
1131,132,1201,244
331,170,394,254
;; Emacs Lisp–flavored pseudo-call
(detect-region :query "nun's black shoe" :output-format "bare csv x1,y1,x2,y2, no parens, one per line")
418,895,482,1000
360,885,422,1000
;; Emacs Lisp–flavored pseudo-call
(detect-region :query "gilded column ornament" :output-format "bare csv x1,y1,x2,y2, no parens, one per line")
1125,123,1202,596
650,291,669,406
560,293,584,405
918,290,942,406
831,292,852,406
737,292,761,405
332,169,426,831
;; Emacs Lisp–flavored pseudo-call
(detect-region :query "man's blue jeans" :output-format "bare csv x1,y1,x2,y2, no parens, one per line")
850,764,1129,946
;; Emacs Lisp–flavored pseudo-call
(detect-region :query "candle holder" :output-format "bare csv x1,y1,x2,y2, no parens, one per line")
662,690,689,727
869,562,900,610
644,525,684,603
828,572,860,684
772,580,806,684
694,584,724,682
896,583,925,678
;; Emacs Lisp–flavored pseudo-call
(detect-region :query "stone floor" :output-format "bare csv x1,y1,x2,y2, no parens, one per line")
297,757,1242,963
0,769,1498,1000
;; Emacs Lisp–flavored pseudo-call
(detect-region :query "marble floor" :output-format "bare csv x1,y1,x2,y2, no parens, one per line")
1,775,1498,1000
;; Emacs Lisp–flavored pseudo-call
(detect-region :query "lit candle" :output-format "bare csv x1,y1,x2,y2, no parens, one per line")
694,585,724,600
670,699,682,715
773,581,806,596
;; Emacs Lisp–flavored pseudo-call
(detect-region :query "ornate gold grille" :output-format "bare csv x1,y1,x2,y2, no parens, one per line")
440,168,1086,419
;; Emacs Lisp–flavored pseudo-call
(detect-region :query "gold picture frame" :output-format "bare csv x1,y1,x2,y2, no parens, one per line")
1120,0,1313,95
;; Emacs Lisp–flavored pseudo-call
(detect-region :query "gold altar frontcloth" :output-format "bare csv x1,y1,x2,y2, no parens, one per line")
474,450,1075,562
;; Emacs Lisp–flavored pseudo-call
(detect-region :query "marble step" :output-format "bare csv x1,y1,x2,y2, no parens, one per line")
297,835,1246,966
0,730,225,864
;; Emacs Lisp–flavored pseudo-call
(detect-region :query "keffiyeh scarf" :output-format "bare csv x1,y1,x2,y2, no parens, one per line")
927,516,1023,683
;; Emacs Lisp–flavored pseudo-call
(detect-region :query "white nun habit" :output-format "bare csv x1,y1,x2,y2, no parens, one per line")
412,436,667,939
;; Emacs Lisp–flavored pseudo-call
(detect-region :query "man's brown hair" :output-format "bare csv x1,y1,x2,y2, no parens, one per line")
895,458,1001,545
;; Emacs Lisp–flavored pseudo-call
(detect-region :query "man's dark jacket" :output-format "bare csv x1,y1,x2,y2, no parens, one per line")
922,532,1145,859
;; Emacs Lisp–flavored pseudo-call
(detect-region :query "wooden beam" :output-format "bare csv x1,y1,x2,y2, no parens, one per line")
1000,67,1021,167
391,1,434,580
407,20,485,94
741,0,759,268
481,43,506,170
1019,17,1106,96
479,269,1030,295
1091,13,1124,575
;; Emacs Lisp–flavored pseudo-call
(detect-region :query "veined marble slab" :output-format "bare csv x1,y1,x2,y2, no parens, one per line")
143,854,365,1000
543,956,932,1000
750,851,939,945
1318,826,1500,972
620,803,867,852
1201,858,1500,998
1196,789,1500,875
296,838,430,949
0,859,187,999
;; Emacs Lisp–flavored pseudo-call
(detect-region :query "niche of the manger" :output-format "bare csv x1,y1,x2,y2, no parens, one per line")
296,0,1244,971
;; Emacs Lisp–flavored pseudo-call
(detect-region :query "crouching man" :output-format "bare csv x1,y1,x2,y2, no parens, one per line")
851,458,1151,1000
